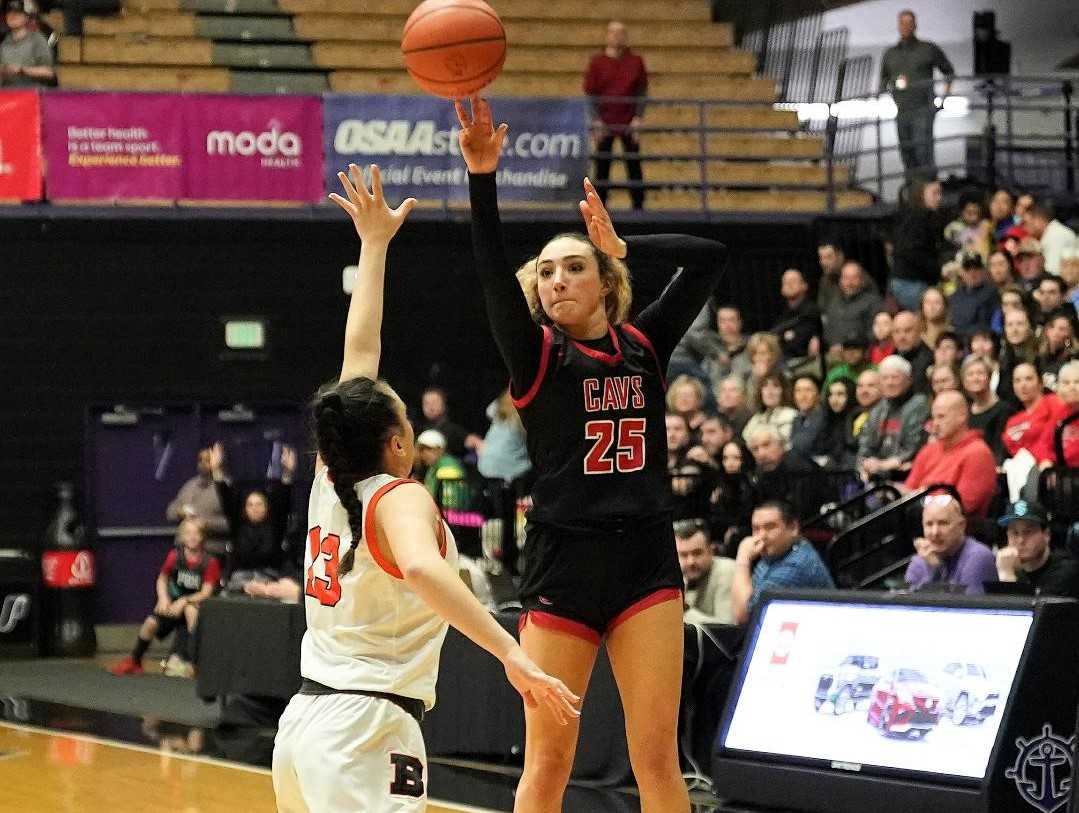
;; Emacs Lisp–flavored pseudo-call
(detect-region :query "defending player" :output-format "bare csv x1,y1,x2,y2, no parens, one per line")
271,164,579,813
456,96,726,813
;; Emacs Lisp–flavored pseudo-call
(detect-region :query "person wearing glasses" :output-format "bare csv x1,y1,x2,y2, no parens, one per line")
905,491,996,595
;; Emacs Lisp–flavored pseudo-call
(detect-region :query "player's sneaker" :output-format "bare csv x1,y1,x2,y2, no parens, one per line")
163,654,186,677
109,657,144,676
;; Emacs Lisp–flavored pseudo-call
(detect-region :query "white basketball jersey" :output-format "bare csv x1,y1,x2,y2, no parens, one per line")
299,469,457,710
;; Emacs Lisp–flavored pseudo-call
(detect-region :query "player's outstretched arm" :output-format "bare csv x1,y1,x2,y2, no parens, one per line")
377,484,580,725
329,163,417,383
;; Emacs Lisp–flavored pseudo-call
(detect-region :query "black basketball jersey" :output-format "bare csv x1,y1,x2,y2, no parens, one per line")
512,322,670,529
167,550,211,599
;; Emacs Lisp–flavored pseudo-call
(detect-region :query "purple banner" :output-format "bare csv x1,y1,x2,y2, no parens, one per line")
182,94,323,203
43,91,184,201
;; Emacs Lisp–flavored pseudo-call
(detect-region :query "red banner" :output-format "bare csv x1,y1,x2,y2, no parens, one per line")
0,90,42,201
42,550,96,588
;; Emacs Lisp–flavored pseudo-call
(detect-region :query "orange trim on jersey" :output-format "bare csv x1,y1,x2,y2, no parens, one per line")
519,610,601,646
622,323,667,390
511,325,554,410
363,478,446,580
606,588,683,634
571,324,623,366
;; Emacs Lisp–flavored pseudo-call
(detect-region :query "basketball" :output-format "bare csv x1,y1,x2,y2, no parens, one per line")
401,0,506,100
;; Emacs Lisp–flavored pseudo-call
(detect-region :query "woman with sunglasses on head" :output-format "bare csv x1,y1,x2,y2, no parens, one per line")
456,95,726,813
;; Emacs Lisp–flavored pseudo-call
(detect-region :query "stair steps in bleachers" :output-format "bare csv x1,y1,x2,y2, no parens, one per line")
230,69,327,93
196,14,297,41
277,0,712,22
213,41,314,69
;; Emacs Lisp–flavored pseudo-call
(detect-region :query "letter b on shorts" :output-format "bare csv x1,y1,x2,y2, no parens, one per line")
389,753,425,798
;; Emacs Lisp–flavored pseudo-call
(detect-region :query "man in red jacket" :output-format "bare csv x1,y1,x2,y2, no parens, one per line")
583,20,648,210
904,390,997,518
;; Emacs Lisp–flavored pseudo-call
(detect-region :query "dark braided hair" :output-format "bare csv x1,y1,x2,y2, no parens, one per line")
313,377,402,576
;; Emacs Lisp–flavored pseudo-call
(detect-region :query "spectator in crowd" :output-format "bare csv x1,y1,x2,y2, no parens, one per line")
969,328,999,368
165,448,230,551
995,500,1079,598
717,375,752,436
891,179,949,310
853,368,883,438
1015,193,1035,222
825,334,873,388
990,284,1030,337
742,373,797,445
1039,310,1077,390
1062,249,1079,311
880,9,954,180
667,375,708,439
1035,276,1068,325
416,428,466,500
1024,201,1078,276
686,412,734,471
987,249,1016,292
905,492,996,595
997,308,1039,404
789,374,824,455
669,303,720,384
747,425,819,513
816,240,846,313
810,377,859,470
731,500,834,625
891,310,934,394
1002,363,1068,463
944,191,992,262
1013,239,1045,293
903,390,997,518
919,286,952,349
0,0,53,88
711,439,756,542
668,413,711,520
676,518,735,624
109,518,220,677
929,363,961,397
869,310,896,364
476,389,531,485
989,188,1019,242
772,268,822,363
823,261,882,355
211,443,294,586
698,305,752,389
1033,360,1079,468
743,331,784,404
933,331,961,371
584,20,648,210
962,354,1015,463
419,385,478,459
857,355,929,481
950,253,999,339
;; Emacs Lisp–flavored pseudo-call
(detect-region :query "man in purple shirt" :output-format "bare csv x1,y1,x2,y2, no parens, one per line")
904,492,996,594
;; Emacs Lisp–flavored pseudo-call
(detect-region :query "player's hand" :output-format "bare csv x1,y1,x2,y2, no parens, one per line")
455,96,508,174
579,177,627,258
330,164,416,246
502,646,581,725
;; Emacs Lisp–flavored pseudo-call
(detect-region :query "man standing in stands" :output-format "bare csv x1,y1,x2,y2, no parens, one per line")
1024,201,1078,276
0,0,53,87
166,448,230,553
905,492,996,595
584,20,648,210
903,390,997,518
880,9,954,180
772,268,822,364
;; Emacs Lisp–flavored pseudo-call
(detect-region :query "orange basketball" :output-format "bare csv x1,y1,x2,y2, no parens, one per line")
401,0,506,100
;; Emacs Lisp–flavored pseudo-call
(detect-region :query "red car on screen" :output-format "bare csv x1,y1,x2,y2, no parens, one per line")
867,668,941,739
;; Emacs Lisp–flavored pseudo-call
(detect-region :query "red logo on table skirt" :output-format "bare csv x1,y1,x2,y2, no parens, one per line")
42,550,96,588
770,621,799,665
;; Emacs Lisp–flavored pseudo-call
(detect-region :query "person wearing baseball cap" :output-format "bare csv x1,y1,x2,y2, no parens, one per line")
1013,238,1045,293
824,332,872,388
1,0,54,88
415,428,467,503
995,500,1079,598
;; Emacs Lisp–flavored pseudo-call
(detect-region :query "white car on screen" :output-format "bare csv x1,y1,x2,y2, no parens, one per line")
938,662,1000,725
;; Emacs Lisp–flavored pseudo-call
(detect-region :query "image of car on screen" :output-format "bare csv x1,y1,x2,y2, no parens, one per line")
867,669,941,739
814,655,881,714
937,662,1000,725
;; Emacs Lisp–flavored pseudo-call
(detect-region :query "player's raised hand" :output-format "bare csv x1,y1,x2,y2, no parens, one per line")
455,96,508,174
579,177,627,259
329,164,416,245
502,646,581,726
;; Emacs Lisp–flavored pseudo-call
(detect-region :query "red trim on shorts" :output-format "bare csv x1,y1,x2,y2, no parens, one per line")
571,325,623,366
622,323,667,390
606,588,683,635
519,610,601,646
363,478,445,579
511,325,554,410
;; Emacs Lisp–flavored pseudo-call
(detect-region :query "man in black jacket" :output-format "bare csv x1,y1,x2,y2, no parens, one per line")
891,310,934,394
950,253,999,339
772,268,822,364
995,501,1079,598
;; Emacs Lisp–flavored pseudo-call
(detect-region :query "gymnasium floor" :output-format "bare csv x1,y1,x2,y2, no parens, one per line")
0,660,747,813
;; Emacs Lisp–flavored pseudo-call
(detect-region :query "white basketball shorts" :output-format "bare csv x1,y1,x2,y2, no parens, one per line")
272,692,428,813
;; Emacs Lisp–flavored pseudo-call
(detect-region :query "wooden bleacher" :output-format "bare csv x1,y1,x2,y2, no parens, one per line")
48,0,874,212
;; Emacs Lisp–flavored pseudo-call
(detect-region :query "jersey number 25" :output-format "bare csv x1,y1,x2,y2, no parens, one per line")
305,526,342,607
583,418,646,474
